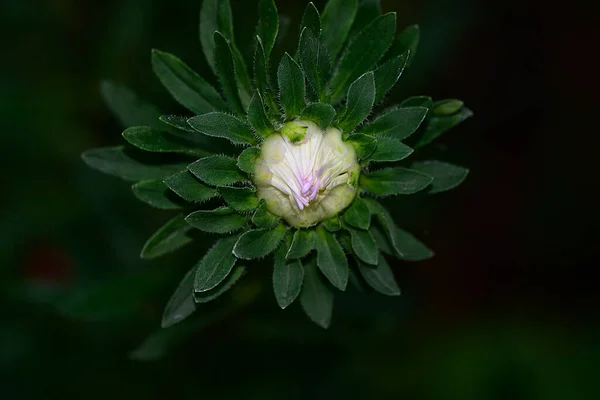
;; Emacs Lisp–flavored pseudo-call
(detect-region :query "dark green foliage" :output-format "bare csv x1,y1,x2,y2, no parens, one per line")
258,0,279,58
298,28,331,101
237,147,261,174
101,81,162,128
315,226,348,290
287,229,316,259
343,196,371,230
140,214,194,260
194,235,239,292
188,155,247,186
273,239,303,309
338,72,376,133
185,207,247,234
356,256,401,296
164,171,219,203
188,112,256,145
252,200,280,228
300,102,336,129
360,167,433,196
277,53,306,119
301,2,321,37
213,32,246,116
122,126,207,156
233,224,287,259
300,259,334,328
347,226,378,265
161,267,196,328
359,106,428,140
415,107,474,148
387,24,420,67
374,52,409,104
321,0,358,61
194,266,246,303
368,137,413,162
345,133,377,160
411,161,469,193
247,92,275,138
132,180,183,210
220,186,260,213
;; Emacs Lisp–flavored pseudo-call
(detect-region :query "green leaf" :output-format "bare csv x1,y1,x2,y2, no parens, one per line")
194,266,246,303
347,226,378,265
159,115,196,133
247,92,275,138
164,170,219,203
432,99,464,116
387,24,420,67
277,53,306,119
273,243,303,309
401,96,433,109
299,259,333,329
161,267,196,328
374,51,409,104
214,31,245,117
415,107,474,148
359,107,427,140
237,147,260,175
392,227,434,261
258,0,279,58
342,196,370,230
82,146,188,182
345,133,377,160
141,214,193,260
364,199,434,261
252,200,280,229
411,161,469,193
361,167,432,196
253,37,269,102
233,224,287,259
338,72,375,133
185,207,247,234
356,256,400,296
329,13,396,102
151,49,225,114
188,112,256,146
132,180,182,210
194,235,239,292
298,28,331,101
122,126,207,157
368,137,413,162
200,0,234,73
300,103,336,129
315,226,348,290
286,229,316,259
349,0,382,39
321,0,358,61
220,187,260,213
300,2,321,37
188,155,247,186
100,81,161,129
370,225,394,255
323,216,342,232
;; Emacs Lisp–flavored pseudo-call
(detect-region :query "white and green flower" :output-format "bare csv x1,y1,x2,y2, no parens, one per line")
83,0,472,329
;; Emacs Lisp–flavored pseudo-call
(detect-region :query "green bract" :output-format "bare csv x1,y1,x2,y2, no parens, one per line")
82,0,472,329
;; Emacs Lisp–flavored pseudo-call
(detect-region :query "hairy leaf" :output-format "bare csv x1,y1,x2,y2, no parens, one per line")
188,155,247,186
161,267,196,328
233,224,287,259
360,167,433,195
287,229,316,259
194,235,239,292
122,126,207,157
277,53,306,119
368,137,413,162
100,81,161,129
359,107,427,140
132,180,182,210
188,112,256,145
214,32,245,116
220,186,260,213
415,107,473,148
164,170,218,203
273,242,303,309
342,196,370,230
357,256,400,296
185,207,247,234
300,103,336,129
321,0,358,60
258,0,279,58
141,214,193,260
374,52,409,104
300,259,334,328
411,161,469,193
345,133,377,160
247,92,275,138
315,226,348,291
298,28,331,101
252,200,280,229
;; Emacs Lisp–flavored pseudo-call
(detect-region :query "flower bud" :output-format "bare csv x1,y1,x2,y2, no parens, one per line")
254,121,359,227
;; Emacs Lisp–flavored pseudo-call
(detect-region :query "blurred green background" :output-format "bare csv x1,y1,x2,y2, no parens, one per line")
1,0,597,398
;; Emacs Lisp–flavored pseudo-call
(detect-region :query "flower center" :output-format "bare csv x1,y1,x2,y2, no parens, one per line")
253,121,359,227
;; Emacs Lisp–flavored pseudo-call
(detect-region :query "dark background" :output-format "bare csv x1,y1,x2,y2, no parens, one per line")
1,0,598,398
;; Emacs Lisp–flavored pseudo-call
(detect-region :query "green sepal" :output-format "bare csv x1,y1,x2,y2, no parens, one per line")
132,180,183,210
164,170,219,203
185,207,247,234
194,235,239,292
315,226,349,291
151,49,226,114
411,161,469,193
188,155,247,187
237,147,261,174
188,112,256,146
140,214,193,260
299,258,334,328
257,0,279,58
161,266,196,328
321,0,358,61
100,81,161,129
214,31,246,116
233,224,287,259
252,200,281,229
300,2,321,37
286,229,316,259
298,27,331,101
337,72,376,133
273,237,303,309
194,266,246,303
373,51,409,104
342,196,370,230
359,106,427,140
345,133,377,160
360,167,433,196
347,225,378,265
415,107,473,148
356,256,400,296
82,146,188,182
300,103,336,130
247,92,275,139
323,216,341,232
367,137,413,162
220,187,260,213
277,53,306,120
329,12,396,102
122,126,207,157
386,24,420,67
401,96,433,109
